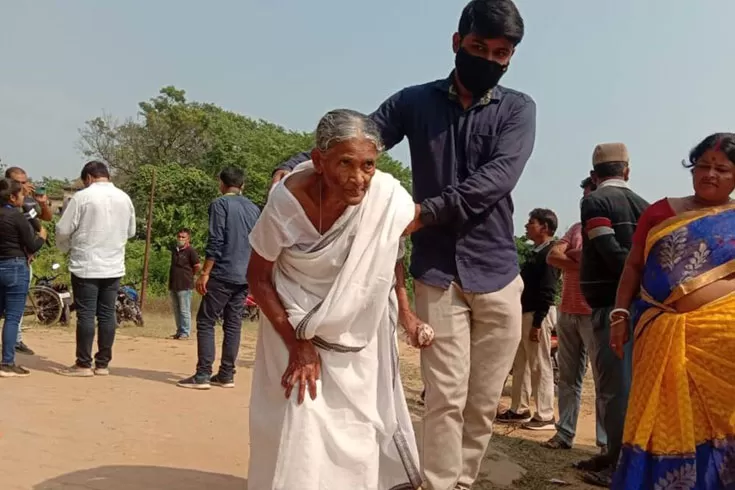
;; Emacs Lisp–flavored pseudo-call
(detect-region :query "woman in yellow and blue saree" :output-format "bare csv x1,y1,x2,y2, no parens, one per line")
609,133,735,489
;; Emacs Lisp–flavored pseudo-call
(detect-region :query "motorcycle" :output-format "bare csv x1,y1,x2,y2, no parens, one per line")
215,293,260,324
244,293,260,322
116,284,144,327
34,263,73,325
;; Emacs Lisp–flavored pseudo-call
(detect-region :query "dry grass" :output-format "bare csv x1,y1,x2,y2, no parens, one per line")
24,298,598,489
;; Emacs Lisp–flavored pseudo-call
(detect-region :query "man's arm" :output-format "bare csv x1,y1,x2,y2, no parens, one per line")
419,98,536,227
533,259,559,328
190,248,202,275
580,197,630,278
201,199,226,276
546,241,579,271
273,90,406,175
38,200,53,221
55,197,79,253
127,199,137,239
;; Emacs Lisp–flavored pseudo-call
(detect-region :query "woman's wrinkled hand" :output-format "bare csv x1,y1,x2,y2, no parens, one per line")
610,314,630,359
400,310,434,348
282,340,321,404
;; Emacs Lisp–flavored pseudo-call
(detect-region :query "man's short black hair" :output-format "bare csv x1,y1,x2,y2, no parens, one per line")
592,162,627,179
219,166,245,189
80,160,110,181
529,208,558,235
4,166,26,179
177,228,191,236
458,0,524,45
580,177,597,191
0,178,23,204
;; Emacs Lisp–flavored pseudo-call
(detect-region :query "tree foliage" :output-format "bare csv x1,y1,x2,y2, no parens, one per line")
16,86,535,297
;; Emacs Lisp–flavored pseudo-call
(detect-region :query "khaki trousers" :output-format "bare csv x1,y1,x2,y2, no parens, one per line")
509,309,556,422
415,276,523,490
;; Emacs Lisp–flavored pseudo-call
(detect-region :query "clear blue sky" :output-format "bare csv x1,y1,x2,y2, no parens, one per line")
1,0,733,233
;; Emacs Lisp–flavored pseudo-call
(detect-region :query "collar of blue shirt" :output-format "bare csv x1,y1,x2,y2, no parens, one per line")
431,71,504,107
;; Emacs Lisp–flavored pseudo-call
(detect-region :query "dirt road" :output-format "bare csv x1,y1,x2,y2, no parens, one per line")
1,327,598,489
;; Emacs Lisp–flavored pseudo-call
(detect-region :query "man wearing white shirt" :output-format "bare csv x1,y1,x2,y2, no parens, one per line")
55,161,136,377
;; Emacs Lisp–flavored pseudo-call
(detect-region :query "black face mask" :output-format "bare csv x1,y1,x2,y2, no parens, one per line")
454,47,508,97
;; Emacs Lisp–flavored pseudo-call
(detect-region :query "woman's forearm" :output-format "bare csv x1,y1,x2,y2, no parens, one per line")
252,277,299,349
614,243,645,312
394,261,412,317
614,263,642,311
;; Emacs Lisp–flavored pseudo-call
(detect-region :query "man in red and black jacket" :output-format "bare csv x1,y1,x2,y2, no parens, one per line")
577,143,649,487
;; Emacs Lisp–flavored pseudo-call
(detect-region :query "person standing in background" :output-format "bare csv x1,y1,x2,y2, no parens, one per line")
497,208,559,431
55,161,136,378
270,1,534,487
542,177,607,453
577,143,648,487
169,228,200,340
177,167,260,391
5,166,54,357
0,178,47,377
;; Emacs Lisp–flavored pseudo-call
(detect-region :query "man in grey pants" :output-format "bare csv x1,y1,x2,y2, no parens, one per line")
542,177,606,452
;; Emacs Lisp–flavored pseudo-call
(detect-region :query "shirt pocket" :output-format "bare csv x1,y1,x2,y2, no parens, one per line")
467,133,496,172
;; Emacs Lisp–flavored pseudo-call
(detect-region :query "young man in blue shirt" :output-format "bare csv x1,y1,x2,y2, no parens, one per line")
272,1,535,488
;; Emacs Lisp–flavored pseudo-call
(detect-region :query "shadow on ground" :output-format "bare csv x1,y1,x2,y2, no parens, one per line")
33,465,247,490
22,356,183,385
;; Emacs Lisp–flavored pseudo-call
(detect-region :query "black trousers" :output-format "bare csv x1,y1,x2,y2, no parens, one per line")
195,276,247,377
71,274,120,369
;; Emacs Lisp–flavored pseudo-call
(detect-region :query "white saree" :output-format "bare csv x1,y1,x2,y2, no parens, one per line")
247,162,422,490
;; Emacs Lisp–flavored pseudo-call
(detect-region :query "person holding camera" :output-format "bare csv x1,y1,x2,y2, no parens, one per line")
0,178,47,377
4,166,53,356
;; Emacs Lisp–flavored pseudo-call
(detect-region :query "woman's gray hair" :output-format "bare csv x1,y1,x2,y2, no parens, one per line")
314,109,385,153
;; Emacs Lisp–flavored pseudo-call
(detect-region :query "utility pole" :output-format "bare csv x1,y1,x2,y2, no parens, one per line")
139,168,156,313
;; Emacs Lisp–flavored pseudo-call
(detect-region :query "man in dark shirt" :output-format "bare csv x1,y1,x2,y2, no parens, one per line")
178,167,260,390
168,228,200,340
5,166,53,356
497,208,559,430
271,2,534,488
578,143,649,487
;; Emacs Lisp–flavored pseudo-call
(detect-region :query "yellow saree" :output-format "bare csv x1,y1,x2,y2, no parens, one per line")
613,205,735,489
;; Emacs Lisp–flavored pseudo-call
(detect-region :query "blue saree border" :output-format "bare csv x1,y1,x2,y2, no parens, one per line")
613,437,735,489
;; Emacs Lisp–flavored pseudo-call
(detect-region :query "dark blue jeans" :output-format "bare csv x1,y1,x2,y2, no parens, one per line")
0,258,30,365
71,274,120,369
195,276,246,378
590,307,633,468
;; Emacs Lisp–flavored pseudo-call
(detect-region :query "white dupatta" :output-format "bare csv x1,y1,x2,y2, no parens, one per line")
248,162,423,490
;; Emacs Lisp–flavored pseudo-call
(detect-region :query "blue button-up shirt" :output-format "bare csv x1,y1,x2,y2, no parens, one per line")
205,194,261,285
278,74,536,293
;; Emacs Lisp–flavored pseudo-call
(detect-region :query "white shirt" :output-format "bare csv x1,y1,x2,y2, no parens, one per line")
56,181,136,279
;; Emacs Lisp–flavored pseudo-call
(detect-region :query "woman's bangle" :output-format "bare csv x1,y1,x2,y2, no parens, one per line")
609,308,630,322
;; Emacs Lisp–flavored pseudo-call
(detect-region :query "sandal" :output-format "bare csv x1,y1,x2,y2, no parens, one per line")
541,436,572,450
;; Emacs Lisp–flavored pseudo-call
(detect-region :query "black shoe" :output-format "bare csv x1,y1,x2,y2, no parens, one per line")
496,409,532,424
0,363,31,377
171,333,190,340
177,374,211,390
573,454,611,472
210,373,235,388
580,467,613,487
15,342,35,355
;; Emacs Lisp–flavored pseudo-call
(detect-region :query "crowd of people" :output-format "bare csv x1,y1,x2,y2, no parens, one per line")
1,0,733,489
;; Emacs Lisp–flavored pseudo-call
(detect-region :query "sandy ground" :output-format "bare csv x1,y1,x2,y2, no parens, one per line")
1,321,599,490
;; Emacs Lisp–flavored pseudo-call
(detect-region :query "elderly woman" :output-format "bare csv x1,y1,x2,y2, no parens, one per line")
610,133,735,489
246,109,428,490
